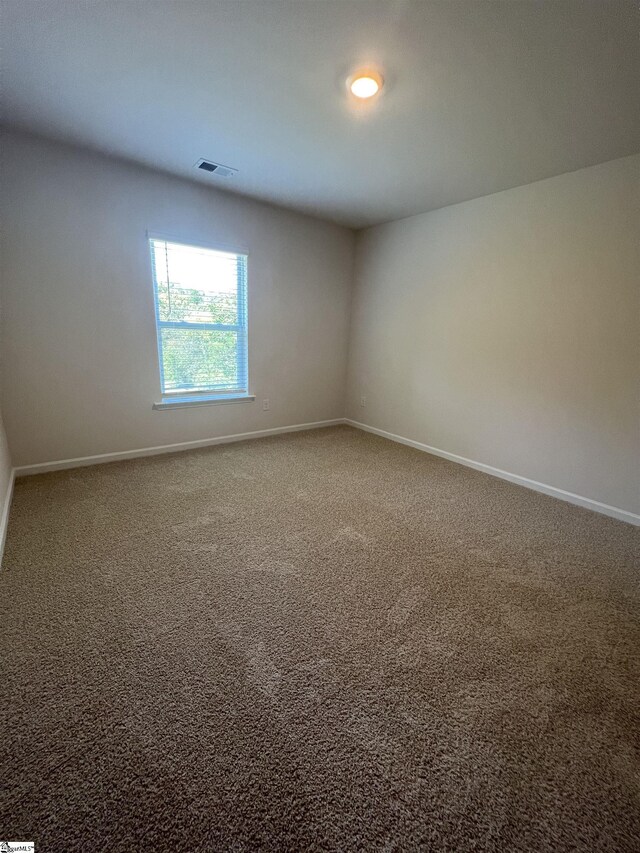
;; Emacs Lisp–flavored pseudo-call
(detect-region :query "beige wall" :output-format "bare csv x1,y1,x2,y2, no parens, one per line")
0,232,13,548
0,411,12,517
346,155,640,515
0,132,355,466
2,132,637,517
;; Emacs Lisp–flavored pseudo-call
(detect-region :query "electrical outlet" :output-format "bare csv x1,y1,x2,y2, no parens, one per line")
262,398,270,411
360,395,366,407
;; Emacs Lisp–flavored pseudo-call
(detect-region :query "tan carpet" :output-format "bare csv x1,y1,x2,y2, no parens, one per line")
1,425,639,852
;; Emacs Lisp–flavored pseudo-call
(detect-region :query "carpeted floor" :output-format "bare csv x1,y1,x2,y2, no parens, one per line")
1,425,639,852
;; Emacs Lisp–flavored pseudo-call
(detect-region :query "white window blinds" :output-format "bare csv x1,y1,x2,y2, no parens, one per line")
149,238,248,397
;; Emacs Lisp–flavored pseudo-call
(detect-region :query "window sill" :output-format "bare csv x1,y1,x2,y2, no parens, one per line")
153,394,255,411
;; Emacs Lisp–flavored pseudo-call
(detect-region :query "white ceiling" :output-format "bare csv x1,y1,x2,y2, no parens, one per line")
1,0,638,228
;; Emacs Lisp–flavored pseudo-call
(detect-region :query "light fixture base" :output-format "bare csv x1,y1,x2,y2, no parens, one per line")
347,69,384,99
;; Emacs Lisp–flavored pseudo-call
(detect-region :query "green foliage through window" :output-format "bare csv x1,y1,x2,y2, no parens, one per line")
150,239,248,395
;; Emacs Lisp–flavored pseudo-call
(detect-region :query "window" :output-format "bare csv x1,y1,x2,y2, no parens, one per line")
149,237,250,406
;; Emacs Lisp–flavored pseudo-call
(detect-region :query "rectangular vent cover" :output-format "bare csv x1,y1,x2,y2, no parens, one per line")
195,158,238,178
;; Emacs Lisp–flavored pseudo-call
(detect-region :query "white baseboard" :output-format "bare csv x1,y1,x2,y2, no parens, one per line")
345,419,640,527
14,419,345,477
0,468,16,566
12,416,639,527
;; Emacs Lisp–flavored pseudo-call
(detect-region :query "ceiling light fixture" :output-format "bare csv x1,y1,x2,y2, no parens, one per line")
348,70,383,99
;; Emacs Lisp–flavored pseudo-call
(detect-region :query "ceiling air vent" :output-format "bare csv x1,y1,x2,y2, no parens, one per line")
195,158,238,178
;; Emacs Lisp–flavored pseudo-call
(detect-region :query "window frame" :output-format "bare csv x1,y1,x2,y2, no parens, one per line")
147,232,253,409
